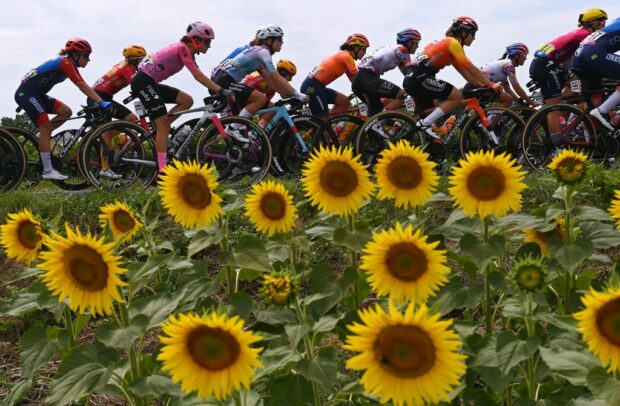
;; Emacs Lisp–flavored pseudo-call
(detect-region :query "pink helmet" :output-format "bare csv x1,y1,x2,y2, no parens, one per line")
505,43,529,56
186,22,215,40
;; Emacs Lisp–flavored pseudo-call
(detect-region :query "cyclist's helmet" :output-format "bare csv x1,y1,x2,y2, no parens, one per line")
578,8,608,24
65,37,92,54
122,45,147,59
186,22,215,40
256,24,284,40
451,16,479,33
505,43,529,56
277,59,297,76
345,33,370,48
396,28,421,44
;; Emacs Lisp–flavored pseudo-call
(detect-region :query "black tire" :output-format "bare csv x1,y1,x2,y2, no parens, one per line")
79,121,156,190
510,105,536,122
353,111,421,168
459,107,526,160
45,129,90,190
327,114,365,146
521,104,596,169
0,128,26,192
3,127,41,189
195,116,271,189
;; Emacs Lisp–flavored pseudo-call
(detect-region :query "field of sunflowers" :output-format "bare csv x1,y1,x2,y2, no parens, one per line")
2,143,620,405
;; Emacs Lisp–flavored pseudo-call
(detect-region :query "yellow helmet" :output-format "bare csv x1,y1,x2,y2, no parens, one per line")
122,45,147,59
578,8,608,24
276,59,297,76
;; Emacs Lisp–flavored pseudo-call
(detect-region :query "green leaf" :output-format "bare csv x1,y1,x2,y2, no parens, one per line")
97,315,148,349
2,280,50,317
471,335,499,368
534,313,577,332
230,291,253,321
19,325,61,379
128,374,182,397
297,347,338,387
461,388,498,405
332,224,371,252
304,224,337,240
539,346,600,385
47,363,113,405
126,252,176,283
254,346,302,381
574,206,612,222
282,374,314,406
312,314,342,334
580,221,620,249
224,236,271,272
586,366,620,405
177,263,221,303
187,227,224,258
553,238,595,274
434,210,480,240
0,379,33,406
255,308,297,325
431,284,484,315
55,343,117,377
496,332,538,375
459,233,506,270
129,292,183,329
285,322,312,348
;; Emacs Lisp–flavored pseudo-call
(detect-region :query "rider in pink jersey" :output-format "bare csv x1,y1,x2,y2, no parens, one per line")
130,22,232,172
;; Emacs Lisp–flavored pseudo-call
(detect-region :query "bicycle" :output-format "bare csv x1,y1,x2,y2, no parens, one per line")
326,94,369,146
2,126,40,189
0,128,26,192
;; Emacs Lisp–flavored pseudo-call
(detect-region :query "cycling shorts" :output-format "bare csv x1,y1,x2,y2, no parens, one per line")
86,90,132,120
351,68,401,115
573,44,620,92
14,85,62,126
211,71,254,115
402,67,454,112
130,71,180,120
300,76,339,117
529,57,567,100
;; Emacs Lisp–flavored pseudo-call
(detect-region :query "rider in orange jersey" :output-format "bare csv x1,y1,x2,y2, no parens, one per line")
301,34,369,119
403,17,501,139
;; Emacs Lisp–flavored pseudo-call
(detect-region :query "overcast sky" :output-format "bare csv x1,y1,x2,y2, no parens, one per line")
1,0,616,125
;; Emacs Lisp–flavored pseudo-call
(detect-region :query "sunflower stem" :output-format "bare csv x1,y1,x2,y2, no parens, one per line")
524,292,537,399
562,185,574,314
220,216,236,296
348,215,360,308
289,237,297,273
63,306,76,348
293,297,321,406
482,217,494,335
414,205,424,233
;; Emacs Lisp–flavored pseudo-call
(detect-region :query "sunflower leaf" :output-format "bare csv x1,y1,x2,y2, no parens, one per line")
586,367,620,405
128,373,182,397
333,224,372,252
19,325,61,379
0,379,33,406
97,315,148,349
552,238,594,274
496,331,539,375
223,236,271,272
129,293,183,329
579,221,620,249
47,363,113,405
459,233,506,270
539,346,599,385
297,347,338,387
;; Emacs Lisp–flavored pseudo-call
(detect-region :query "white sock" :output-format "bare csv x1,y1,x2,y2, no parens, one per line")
40,152,53,172
598,90,620,114
238,108,253,119
421,108,446,126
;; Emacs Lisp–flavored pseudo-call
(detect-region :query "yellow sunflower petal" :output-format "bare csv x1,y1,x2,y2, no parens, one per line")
158,160,223,229
547,149,588,185
99,201,142,243
344,302,467,405
574,287,620,372
609,190,620,230
301,146,375,217
0,209,47,265
157,311,264,400
375,140,439,208
360,222,449,304
245,180,297,236
38,224,127,316
448,150,526,219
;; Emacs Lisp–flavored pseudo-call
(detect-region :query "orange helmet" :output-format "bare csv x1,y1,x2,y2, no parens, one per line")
277,59,297,76
345,33,370,48
123,45,147,59
64,37,92,54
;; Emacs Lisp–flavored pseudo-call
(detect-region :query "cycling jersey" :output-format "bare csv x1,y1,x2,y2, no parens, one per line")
534,28,590,65
307,51,358,85
217,45,276,82
573,18,620,91
18,57,85,93
411,37,474,73
211,44,251,77
578,17,620,52
241,71,275,101
138,42,201,83
358,45,410,76
481,59,517,84
93,62,135,96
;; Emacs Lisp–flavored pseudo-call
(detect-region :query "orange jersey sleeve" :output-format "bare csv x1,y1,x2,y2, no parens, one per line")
422,37,473,71
311,51,358,85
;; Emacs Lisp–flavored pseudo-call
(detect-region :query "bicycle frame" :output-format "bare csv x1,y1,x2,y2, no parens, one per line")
434,98,491,145
257,105,308,153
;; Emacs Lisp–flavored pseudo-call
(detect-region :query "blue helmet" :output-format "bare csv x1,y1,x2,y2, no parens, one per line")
396,28,421,45
505,42,529,56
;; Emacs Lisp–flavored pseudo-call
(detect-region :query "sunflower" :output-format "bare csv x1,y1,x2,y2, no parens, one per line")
449,150,526,219
511,255,547,292
574,287,620,372
157,312,263,400
344,302,467,405
374,140,438,208
245,180,297,236
38,224,126,316
98,201,142,243
609,190,620,229
522,217,565,257
0,209,46,265
548,149,588,185
301,146,374,216
360,223,449,304
158,160,223,229
261,272,295,305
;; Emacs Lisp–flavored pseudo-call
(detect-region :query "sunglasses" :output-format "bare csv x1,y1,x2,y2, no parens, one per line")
79,53,91,60
278,69,292,78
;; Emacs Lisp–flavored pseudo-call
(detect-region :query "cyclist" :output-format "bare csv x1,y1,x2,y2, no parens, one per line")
352,28,421,115
211,24,306,140
573,17,620,130
301,34,370,119
130,22,230,173
88,45,147,179
14,38,112,181
480,43,538,107
529,8,607,146
403,17,501,139
241,59,297,127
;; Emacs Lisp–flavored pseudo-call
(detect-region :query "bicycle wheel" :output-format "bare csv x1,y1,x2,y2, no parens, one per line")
510,105,536,122
3,127,41,189
195,116,271,189
47,129,90,190
521,104,596,169
459,107,525,159
80,121,156,190
0,128,26,192
354,111,421,168
327,114,365,146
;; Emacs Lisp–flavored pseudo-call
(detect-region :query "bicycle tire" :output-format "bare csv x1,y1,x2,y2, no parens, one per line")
0,128,26,192
510,105,536,122
521,103,596,169
195,116,271,189
327,114,365,146
47,128,90,191
80,120,156,190
459,107,525,160
3,127,41,189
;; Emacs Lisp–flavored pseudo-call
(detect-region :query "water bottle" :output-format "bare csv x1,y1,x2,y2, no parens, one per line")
405,96,416,112
174,125,192,149
134,100,146,117
302,104,311,115
359,102,369,117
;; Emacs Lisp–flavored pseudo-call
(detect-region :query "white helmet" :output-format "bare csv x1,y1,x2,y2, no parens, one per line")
256,24,284,40
186,21,215,40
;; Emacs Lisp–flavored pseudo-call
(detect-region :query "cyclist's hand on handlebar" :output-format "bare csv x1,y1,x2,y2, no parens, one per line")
98,101,113,110
292,91,309,103
218,88,235,102
488,82,502,93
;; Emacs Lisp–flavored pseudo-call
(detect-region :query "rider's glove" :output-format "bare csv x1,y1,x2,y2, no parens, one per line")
487,82,502,93
218,88,233,98
292,91,309,103
98,101,113,110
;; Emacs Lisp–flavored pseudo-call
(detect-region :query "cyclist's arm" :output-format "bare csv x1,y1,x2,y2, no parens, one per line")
502,81,518,100
455,64,491,87
509,76,535,105
59,58,105,103
192,69,223,93
76,81,105,103
262,69,296,96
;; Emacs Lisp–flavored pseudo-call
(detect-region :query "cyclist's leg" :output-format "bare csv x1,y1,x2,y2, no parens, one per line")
166,88,193,125
422,87,462,126
331,91,350,115
301,76,332,119
531,57,566,145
